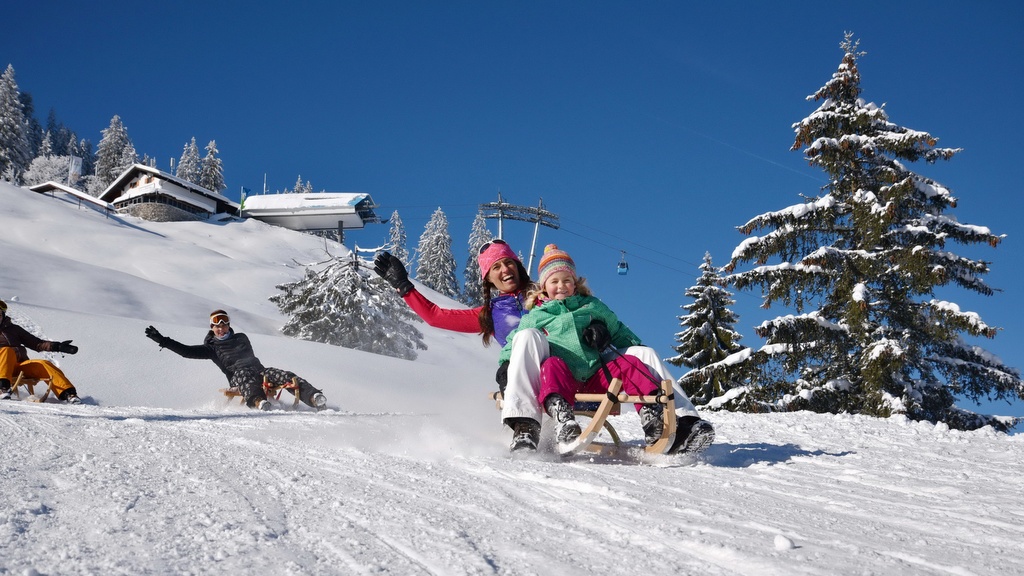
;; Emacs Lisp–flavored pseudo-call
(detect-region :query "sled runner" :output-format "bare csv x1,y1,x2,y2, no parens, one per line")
220,375,301,408
489,377,677,455
9,371,59,402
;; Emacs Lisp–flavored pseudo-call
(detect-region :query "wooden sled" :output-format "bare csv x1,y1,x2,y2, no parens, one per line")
490,389,624,446
489,377,677,455
9,371,59,403
220,375,301,408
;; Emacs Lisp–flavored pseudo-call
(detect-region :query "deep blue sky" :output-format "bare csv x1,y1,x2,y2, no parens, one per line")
6,1,1023,420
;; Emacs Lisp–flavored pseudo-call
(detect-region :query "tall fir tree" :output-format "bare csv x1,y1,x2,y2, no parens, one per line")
77,138,95,179
0,64,31,182
387,210,409,265
199,140,225,192
92,115,136,194
725,34,1022,431
19,92,41,161
270,254,426,360
176,137,202,185
37,131,53,158
668,252,747,406
46,109,65,157
461,212,493,306
414,207,459,298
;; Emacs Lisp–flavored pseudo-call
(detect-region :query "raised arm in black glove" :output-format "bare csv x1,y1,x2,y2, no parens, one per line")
582,320,611,351
145,325,169,347
373,251,414,296
55,340,78,355
495,360,510,394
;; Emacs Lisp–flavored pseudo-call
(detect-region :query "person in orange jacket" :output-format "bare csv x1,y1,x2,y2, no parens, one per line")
0,299,81,403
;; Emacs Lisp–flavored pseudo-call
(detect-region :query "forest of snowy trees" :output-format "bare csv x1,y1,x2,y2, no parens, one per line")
0,64,224,196
4,34,1022,431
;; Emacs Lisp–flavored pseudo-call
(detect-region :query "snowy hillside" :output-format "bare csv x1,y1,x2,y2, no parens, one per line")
1,182,1023,576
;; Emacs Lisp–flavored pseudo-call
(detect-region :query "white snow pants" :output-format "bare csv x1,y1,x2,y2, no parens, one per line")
606,346,700,418
501,328,548,425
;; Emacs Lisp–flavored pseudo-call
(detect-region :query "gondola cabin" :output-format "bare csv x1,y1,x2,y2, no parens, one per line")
617,251,629,275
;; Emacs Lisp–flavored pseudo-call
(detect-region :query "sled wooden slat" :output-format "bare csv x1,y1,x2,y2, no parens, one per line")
11,372,57,403
220,376,300,407
570,380,678,454
558,378,625,455
219,387,245,405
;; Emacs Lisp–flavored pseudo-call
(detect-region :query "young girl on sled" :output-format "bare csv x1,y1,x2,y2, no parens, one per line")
499,245,700,451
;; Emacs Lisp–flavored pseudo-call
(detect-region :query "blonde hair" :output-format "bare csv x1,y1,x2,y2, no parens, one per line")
524,276,592,310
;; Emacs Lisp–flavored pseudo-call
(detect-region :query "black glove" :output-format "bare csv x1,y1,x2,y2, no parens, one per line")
145,325,168,347
373,252,414,296
55,340,78,355
582,320,611,351
495,361,509,395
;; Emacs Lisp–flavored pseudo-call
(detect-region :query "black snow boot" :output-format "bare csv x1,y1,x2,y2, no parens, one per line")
670,416,715,455
544,394,582,444
638,403,665,446
58,388,81,404
508,418,541,452
0,378,10,400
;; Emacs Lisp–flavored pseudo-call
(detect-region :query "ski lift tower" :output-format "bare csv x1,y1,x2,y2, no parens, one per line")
479,192,560,275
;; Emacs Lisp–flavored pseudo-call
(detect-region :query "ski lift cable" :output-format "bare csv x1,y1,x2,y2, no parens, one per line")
560,216,704,269
556,225,765,305
556,226,693,276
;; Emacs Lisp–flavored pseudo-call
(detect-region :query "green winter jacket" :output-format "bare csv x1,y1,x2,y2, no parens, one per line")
499,294,642,382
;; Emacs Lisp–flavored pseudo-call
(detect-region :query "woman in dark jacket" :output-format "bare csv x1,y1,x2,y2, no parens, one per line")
145,310,326,411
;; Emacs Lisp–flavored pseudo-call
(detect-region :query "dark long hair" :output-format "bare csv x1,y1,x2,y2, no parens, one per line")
477,260,531,346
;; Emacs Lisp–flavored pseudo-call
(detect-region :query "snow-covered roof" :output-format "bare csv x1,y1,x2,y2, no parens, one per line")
242,192,370,211
241,192,380,231
98,164,239,214
28,181,115,211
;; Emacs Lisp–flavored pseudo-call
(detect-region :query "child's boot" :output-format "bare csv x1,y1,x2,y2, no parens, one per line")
544,394,581,444
638,403,665,446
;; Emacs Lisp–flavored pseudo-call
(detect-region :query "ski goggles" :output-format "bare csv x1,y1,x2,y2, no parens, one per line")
210,313,230,326
478,239,508,254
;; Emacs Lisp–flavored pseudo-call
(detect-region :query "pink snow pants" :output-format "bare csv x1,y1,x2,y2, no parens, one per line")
538,354,661,412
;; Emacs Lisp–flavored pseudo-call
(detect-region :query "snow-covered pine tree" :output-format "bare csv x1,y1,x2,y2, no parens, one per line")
387,210,410,265
176,137,202,185
270,254,426,360
725,34,1023,431
37,131,53,158
75,138,95,191
19,92,42,161
78,138,94,176
461,212,493,306
668,252,747,407
45,110,66,157
0,65,31,183
199,140,225,192
414,207,459,298
285,175,314,194
91,115,136,195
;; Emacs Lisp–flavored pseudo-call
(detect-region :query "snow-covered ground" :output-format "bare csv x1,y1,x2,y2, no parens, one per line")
2,181,1022,576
